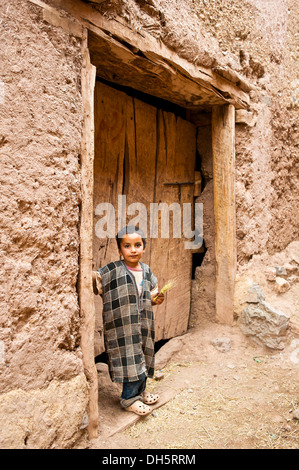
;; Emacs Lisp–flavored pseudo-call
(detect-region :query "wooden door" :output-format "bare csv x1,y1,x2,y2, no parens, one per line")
93,81,196,355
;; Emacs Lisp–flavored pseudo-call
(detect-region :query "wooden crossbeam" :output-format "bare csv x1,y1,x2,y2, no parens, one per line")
30,0,251,110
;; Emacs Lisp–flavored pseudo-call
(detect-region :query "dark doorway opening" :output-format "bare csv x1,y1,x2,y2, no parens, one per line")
154,338,170,354
192,239,207,279
95,351,108,364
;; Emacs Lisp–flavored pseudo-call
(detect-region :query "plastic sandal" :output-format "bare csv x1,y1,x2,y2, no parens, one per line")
142,391,159,405
125,400,152,416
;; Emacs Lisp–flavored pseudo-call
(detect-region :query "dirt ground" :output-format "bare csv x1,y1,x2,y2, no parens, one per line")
77,319,299,450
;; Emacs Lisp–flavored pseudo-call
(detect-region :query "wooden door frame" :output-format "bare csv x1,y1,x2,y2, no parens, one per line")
79,56,237,440
32,0,250,440
79,34,98,439
212,105,236,325
80,20,240,440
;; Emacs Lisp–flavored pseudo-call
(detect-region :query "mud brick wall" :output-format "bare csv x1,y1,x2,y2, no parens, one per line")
0,0,88,448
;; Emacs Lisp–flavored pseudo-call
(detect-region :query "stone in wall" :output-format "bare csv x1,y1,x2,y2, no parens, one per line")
239,284,290,350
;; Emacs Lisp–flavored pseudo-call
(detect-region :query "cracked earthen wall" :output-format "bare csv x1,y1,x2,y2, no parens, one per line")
0,0,88,448
0,0,298,448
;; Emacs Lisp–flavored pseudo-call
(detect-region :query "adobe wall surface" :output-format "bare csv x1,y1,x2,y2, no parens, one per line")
0,0,298,448
0,0,88,448
91,0,298,261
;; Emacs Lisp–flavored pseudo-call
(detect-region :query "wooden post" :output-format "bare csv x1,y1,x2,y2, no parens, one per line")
212,105,236,325
79,31,98,439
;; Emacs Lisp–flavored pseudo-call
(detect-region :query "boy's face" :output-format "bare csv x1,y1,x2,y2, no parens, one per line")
118,233,145,268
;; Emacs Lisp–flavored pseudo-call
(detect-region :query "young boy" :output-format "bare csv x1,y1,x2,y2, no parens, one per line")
93,226,164,416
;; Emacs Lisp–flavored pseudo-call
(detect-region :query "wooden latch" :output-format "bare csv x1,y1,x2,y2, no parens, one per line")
163,181,194,200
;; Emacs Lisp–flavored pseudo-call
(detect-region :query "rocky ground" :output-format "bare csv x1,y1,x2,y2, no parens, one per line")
77,318,299,450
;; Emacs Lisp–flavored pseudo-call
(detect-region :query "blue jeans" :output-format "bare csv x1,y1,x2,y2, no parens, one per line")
120,378,147,408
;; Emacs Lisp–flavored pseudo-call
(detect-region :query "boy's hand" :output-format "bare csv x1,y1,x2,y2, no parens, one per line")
151,293,164,305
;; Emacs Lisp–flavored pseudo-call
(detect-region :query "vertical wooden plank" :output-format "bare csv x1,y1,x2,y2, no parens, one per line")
93,81,127,269
150,111,195,340
168,116,195,336
212,105,236,325
79,33,98,439
147,109,172,340
164,115,195,338
125,95,157,262
93,81,127,356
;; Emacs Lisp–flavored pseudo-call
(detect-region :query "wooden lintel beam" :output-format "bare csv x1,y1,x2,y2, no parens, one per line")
38,0,250,109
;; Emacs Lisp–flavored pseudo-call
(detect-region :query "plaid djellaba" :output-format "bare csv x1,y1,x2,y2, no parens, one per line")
97,260,158,383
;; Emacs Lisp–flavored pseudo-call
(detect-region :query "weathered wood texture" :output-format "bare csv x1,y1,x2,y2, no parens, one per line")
212,105,236,325
38,0,250,110
93,81,196,354
149,111,195,340
79,35,98,439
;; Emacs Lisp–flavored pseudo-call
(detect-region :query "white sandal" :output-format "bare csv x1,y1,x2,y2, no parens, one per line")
125,400,152,416
142,391,159,405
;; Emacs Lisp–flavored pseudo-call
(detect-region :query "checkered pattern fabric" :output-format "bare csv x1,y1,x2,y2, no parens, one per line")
97,260,158,383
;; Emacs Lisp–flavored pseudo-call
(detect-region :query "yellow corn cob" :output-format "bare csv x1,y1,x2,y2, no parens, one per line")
154,281,174,301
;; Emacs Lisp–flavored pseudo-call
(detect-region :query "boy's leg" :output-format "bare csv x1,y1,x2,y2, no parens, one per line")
120,378,147,408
